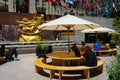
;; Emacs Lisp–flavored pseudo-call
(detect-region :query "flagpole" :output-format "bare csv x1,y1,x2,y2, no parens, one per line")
48,2,50,15
77,2,79,16
81,3,83,16
67,3,68,14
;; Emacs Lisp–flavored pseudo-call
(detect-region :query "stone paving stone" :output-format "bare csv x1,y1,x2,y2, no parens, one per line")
0,54,115,80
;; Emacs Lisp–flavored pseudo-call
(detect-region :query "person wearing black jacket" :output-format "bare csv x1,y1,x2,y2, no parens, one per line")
80,46,97,66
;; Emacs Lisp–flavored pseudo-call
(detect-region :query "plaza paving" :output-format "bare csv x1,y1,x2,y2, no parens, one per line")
0,53,115,80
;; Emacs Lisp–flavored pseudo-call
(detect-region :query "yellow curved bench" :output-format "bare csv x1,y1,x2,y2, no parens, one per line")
0,57,5,63
34,58,104,80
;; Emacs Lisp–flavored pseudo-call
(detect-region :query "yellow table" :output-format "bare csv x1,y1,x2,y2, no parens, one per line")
46,51,84,66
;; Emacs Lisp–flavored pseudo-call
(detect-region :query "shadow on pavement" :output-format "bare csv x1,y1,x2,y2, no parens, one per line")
37,69,102,80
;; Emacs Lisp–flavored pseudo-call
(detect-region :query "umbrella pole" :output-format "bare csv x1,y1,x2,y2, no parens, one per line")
95,31,98,42
68,28,70,54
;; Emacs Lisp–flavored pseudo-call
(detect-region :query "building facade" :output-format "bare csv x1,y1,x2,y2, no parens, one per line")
0,0,119,17
0,0,119,42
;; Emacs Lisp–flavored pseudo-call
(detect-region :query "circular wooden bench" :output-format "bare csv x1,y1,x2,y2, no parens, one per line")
34,58,104,80
93,48,117,56
0,57,5,64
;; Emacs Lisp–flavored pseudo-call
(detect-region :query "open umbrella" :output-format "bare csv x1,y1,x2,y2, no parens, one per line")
81,27,116,41
81,29,94,33
81,27,115,33
38,14,101,53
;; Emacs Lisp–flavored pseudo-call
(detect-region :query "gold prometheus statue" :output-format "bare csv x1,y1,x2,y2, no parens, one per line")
16,11,45,42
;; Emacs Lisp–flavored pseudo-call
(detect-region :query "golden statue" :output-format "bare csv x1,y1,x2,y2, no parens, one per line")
16,11,45,42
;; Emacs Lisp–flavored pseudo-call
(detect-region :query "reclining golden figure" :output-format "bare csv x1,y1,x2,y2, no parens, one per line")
16,11,45,42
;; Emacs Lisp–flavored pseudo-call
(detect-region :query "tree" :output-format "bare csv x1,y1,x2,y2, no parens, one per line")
107,54,120,80
113,17,120,31
109,32,120,44
107,16,120,80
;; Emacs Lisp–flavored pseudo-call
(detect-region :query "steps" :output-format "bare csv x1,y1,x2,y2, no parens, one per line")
0,40,74,54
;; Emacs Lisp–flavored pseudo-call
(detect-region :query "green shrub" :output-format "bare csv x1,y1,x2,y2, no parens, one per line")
42,44,49,50
36,43,42,50
107,54,120,80
36,43,49,51
109,40,115,44
97,39,103,45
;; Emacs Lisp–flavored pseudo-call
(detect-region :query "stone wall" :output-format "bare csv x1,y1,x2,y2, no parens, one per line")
0,12,61,25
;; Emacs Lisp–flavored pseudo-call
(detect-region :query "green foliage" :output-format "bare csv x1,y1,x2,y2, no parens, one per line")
109,40,115,44
107,54,120,80
36,43,42,50
97,39,103,45
42,44,49,50
109,32,120,44
36,43,49,50
109,32,120,39
109,11,120,18
113,17,120,30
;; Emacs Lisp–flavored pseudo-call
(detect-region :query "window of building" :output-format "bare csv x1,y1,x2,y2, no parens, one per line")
16,0,29,13
35,0,39,7
36,0,46,14
42,2,46,6
0,1,8,12
85,33,110,43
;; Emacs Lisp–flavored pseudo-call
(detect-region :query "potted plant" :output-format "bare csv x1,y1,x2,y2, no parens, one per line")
108,32,120,48
97,39,103,45
42,44,49,51
36,43,43,57
107,54,120,80
109,32,120,44
109,40,116,48
36,44,49,58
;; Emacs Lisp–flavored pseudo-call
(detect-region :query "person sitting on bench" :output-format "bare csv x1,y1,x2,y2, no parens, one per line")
80,46,97,66
71,43,81,57
80,41,86,52
70,43,81,66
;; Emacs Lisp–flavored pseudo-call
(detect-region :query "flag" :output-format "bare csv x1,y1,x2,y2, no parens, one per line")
90,3,95,11
104,7,109,13
73,1,78,8
43,0,56,2
66,0,73,5
42,0,50,2
60,0,67,8
96,2,101,11
112,2,117,12
52,0,56,3
77,0,90,10
19,0,22,6
85,0,90,11
78,0,86,5
104,2,109,13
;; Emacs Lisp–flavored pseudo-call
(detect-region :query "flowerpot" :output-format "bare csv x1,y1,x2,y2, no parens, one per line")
36,49,45,58
109,44,116,48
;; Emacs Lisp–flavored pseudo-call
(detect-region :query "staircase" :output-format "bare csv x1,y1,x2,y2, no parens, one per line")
0,40,74,54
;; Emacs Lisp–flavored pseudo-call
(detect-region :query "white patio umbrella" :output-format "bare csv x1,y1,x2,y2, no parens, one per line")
94,27,115,32
81,27,116,41
81,28,94,33
81,27,115,33
38,14,102,53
